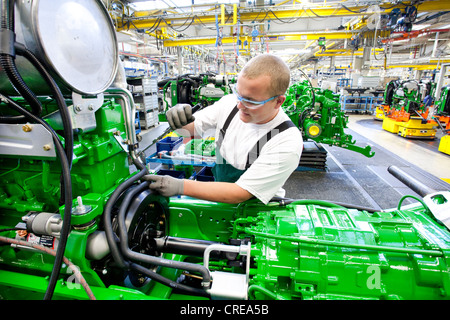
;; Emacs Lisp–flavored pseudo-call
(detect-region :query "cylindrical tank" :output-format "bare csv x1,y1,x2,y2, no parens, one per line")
0,0,118,96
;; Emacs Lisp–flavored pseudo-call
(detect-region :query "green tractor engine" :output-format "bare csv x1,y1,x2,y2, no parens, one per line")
0,0,450,302
282,80,375,158
158,73,235,121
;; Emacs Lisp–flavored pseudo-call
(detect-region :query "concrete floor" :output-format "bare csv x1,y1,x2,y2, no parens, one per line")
138,113,450,211
347,114,450,182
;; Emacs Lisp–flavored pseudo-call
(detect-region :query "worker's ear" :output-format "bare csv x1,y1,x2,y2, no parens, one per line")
275,95,286,109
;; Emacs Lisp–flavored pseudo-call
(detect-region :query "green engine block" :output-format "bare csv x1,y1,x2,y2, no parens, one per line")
1,96,450,300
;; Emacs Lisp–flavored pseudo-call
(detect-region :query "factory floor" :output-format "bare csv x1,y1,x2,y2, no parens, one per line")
138,113,450,212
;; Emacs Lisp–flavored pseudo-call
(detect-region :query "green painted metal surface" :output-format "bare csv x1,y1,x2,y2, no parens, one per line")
282,80,375,158
1,85,450,301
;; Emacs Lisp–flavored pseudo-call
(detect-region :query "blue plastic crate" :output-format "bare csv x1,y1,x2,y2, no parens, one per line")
156,136,183,153
156,169,185,179
196,166,215,181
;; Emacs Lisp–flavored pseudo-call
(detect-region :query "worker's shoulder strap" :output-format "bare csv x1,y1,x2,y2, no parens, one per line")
246,119,296,169
216,105,239,147
216,104,296,169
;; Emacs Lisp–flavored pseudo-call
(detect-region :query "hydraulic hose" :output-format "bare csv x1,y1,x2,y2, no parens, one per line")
1,94,72,300
103,169,148,269
116,181,212,290
103,172,213,296
14,42,73,168
129,263,210,298
0,0,42,123
270,197,379,213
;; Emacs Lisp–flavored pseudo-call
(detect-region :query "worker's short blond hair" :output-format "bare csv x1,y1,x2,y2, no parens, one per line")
240,53,291,96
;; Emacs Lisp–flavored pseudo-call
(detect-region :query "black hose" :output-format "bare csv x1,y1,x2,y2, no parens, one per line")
14,43,73,168
270,197,379,213
1,94,72,300
103,169,148,269
116,181,212,290
13,42,74,206
0,0,72,164
130,263,210,298
0,0,42,122
103,172,212,297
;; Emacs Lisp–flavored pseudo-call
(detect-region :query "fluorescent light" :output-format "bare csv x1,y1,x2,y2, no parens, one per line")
412,24,430,30
131,37,144,44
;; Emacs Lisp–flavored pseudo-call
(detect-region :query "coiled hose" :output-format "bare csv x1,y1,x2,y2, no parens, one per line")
103,168,211,298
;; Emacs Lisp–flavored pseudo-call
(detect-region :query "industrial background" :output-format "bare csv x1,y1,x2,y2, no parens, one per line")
0,0,450,303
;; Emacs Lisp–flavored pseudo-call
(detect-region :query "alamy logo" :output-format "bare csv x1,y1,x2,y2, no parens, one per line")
67,264,81,290
366,265,381,290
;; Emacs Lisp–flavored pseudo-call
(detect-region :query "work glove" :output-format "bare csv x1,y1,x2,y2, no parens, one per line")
166,104,195,130
143,174,184,197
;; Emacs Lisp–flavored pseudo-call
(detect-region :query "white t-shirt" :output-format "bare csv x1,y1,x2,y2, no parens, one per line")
194,94,303,204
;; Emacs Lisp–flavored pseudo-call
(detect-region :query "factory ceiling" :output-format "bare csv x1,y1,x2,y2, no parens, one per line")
104,0,450,76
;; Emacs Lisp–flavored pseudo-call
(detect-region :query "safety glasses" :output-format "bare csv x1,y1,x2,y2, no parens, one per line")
231,85,279,109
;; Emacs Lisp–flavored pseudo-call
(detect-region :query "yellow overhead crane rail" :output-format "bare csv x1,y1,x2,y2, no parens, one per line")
314,47,385,57
118,1,450,31
161,31,358,47
386,64,441,71
113,1,449,59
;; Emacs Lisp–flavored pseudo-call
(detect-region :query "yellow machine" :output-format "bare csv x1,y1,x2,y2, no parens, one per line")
439,135,450,155
397,118,437,139
380,80,437,139
374,105,389,120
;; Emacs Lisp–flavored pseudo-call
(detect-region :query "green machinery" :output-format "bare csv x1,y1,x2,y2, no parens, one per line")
434,86,450,117
282,80,375,158
383,80,435,114
1,0,450,301
158,73,235,121
433,86,450,154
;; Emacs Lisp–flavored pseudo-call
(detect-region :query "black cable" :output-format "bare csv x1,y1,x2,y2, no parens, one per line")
270,197,378,213
130,263,210,298
0,0,42,122
14,43,73,169
269,9,302,24
299,68,315,107
0,227,25,233
1,94,72,300
340,4,369,14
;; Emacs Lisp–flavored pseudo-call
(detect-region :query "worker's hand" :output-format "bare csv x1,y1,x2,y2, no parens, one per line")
166,104,195,130
143,174,184,197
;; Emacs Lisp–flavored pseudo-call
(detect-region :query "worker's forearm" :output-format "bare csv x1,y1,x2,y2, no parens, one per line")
174,122,197,137
183,179,253,204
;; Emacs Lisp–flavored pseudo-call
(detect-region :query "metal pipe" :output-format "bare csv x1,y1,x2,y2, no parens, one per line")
203,244,241,270
153,236,222,258
244,228,444,257
388,165,436,197
104,88,144,168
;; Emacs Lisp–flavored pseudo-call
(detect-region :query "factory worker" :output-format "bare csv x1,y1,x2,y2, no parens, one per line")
144,53,303,204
